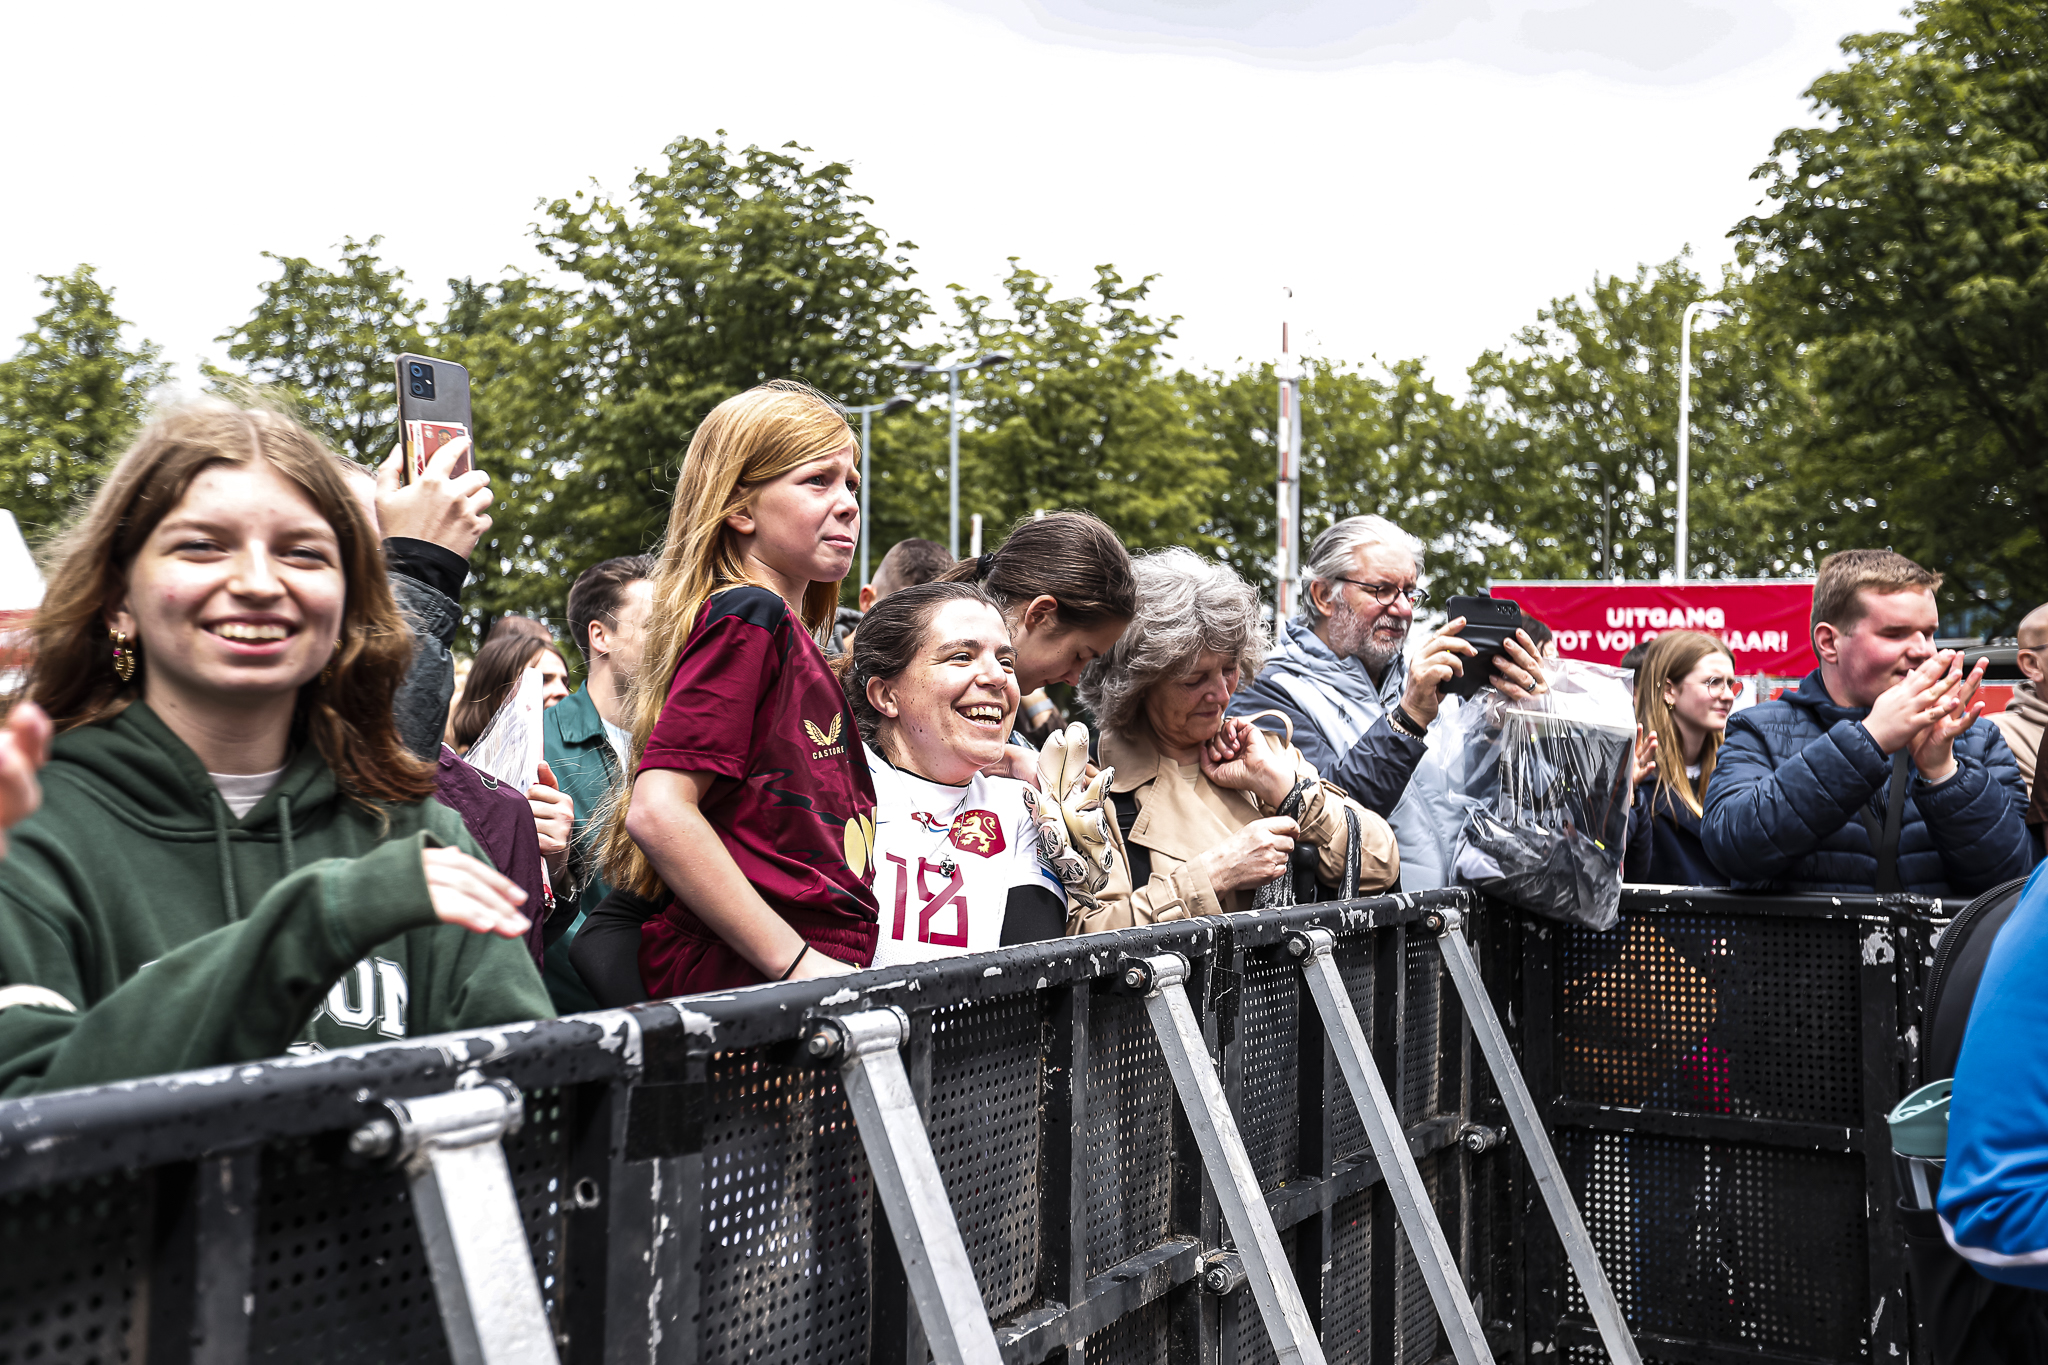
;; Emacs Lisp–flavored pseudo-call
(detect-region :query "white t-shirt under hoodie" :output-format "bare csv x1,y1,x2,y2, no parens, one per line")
864,744,1066,968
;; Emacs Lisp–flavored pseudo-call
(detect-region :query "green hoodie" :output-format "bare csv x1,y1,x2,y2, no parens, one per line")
0,703,552,1095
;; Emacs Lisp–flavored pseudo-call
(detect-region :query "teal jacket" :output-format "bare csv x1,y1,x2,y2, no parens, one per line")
541,685,623,1013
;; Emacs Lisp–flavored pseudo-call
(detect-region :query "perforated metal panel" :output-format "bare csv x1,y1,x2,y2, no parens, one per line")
1400,939,1442,1124
502,1086,574,1332
1238,951,1301,1192
1559,1129,1868,1360
1330,939,1378,1163
1083,995,1175,1278
247,1141,447,1363
0,1171,145,1365
697,1051,873,1365
1557,913,1861,1124
1232,1235,1300,1365
1392,1153,1446,1365
1324,1188,1376,1365
928,994,1043,1319
1081,1293,1169,1365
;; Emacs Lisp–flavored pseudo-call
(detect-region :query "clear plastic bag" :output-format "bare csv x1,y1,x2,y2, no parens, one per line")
464,664,545,795
1451,660,1636,931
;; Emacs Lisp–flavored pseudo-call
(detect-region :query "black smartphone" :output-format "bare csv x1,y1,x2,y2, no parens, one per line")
393,352,474,483
1441,594,1524,699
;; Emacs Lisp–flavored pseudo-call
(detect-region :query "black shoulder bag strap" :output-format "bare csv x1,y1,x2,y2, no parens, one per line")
1110,790,1152,888
1858,751,1911,895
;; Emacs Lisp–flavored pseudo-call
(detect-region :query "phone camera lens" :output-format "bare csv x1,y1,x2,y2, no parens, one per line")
410,382,426,396
409,363,425,377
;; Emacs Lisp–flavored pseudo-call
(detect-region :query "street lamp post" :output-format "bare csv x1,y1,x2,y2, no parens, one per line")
894,352,1014,558
846,395,914,588
1676,302,1729,582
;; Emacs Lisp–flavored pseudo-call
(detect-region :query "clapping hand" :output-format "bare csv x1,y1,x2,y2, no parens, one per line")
1906,653,1986,783
1631,724,1659,787
1864,650,1975,758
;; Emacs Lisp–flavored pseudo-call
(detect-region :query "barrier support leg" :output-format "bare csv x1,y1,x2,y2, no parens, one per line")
348,1079,560,1365
1428,906,1643,1365
1284,929,1494,1365
1123,952,1327,1365
803,1008,1003,1365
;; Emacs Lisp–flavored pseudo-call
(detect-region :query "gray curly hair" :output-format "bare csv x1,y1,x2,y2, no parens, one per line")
1079,548,1268,739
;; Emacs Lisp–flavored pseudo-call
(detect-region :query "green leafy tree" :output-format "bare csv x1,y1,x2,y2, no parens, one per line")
506,134,932,583
1471,255,1812,588
0,266,168,541
437,273,581,646
211,236,426,465
1181,357,1502,604
943,263,1226,559
1736,0,2048,625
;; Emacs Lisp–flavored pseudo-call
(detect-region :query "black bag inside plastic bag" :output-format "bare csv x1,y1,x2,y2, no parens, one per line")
1452,661,1635,931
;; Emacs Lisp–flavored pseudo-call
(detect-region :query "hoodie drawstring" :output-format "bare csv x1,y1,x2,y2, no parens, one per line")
212,801,239,922
279,794,297,875
211,791,298,923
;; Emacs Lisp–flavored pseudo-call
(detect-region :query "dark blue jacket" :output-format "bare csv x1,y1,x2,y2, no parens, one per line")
1700,670,2031,897
1624,780,1725,887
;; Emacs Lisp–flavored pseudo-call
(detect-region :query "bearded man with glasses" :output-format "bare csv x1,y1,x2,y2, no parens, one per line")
1228,516,1548,876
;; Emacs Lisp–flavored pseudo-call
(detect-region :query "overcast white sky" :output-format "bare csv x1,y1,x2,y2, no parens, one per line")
3,0,1908,391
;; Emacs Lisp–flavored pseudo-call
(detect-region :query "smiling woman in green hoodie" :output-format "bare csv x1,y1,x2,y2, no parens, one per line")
0,401,551,1096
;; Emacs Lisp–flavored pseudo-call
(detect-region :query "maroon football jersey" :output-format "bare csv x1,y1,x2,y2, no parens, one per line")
637,586,879,993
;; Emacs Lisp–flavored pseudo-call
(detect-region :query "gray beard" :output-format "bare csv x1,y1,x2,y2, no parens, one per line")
1328,605,1407,678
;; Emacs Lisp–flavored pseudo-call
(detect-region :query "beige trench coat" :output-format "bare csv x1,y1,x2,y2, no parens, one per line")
1068,726,1399,935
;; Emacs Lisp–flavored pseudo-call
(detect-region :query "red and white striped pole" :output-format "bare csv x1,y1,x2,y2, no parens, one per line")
1275,306,1303,619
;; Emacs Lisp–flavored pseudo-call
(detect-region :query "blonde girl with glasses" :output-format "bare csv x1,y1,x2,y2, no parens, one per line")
1626,629,1739,886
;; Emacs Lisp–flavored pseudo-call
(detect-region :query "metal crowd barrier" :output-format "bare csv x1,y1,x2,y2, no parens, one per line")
1502,885,1942,1365
0,886,1624,1365
0,884,1930,1365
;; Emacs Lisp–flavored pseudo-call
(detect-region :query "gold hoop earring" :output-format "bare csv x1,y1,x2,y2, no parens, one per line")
110,630,137,683
321,636,342,686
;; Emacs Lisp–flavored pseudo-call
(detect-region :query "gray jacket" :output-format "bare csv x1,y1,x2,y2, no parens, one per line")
385,539,467,761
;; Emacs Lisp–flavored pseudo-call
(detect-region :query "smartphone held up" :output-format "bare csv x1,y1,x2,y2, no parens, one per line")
394,352,475,483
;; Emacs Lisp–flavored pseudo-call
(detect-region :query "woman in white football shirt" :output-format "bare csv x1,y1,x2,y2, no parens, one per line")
837,582,1067,966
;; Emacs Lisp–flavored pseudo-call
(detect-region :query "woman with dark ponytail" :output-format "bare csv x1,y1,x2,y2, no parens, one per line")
938,512,1137,695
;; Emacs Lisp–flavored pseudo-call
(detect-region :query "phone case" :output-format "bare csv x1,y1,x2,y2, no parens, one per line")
1443,595,1523,699
393,352,474,485
404,421,472,480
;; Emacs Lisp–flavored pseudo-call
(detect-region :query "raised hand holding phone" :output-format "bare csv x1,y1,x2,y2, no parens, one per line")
375,436,493,559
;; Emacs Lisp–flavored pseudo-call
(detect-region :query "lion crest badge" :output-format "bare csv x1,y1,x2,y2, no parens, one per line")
947,810,1006,858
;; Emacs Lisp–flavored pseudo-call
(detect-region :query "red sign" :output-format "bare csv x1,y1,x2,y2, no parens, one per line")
1491,580,1817,678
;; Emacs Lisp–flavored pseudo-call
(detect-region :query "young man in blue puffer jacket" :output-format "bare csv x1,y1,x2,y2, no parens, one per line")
1701,550,2030,898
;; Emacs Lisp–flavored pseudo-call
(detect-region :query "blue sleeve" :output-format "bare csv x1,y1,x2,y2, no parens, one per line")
1323,714,1430,818
1228,675,1427,815
1624,782,1653,883
1919,723,2034,894
1940,863,2048,1287
1700,710,1890,884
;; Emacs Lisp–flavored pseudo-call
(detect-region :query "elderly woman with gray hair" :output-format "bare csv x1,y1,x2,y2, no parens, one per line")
1073,549,1398,932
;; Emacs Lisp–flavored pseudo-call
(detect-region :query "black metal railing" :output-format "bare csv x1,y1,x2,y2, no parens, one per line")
1501,886,1939,1365
0,888,1510,1365
0,885,1937,1365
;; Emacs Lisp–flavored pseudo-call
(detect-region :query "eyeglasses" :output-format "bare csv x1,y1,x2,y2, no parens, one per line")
1332,578,1428,608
